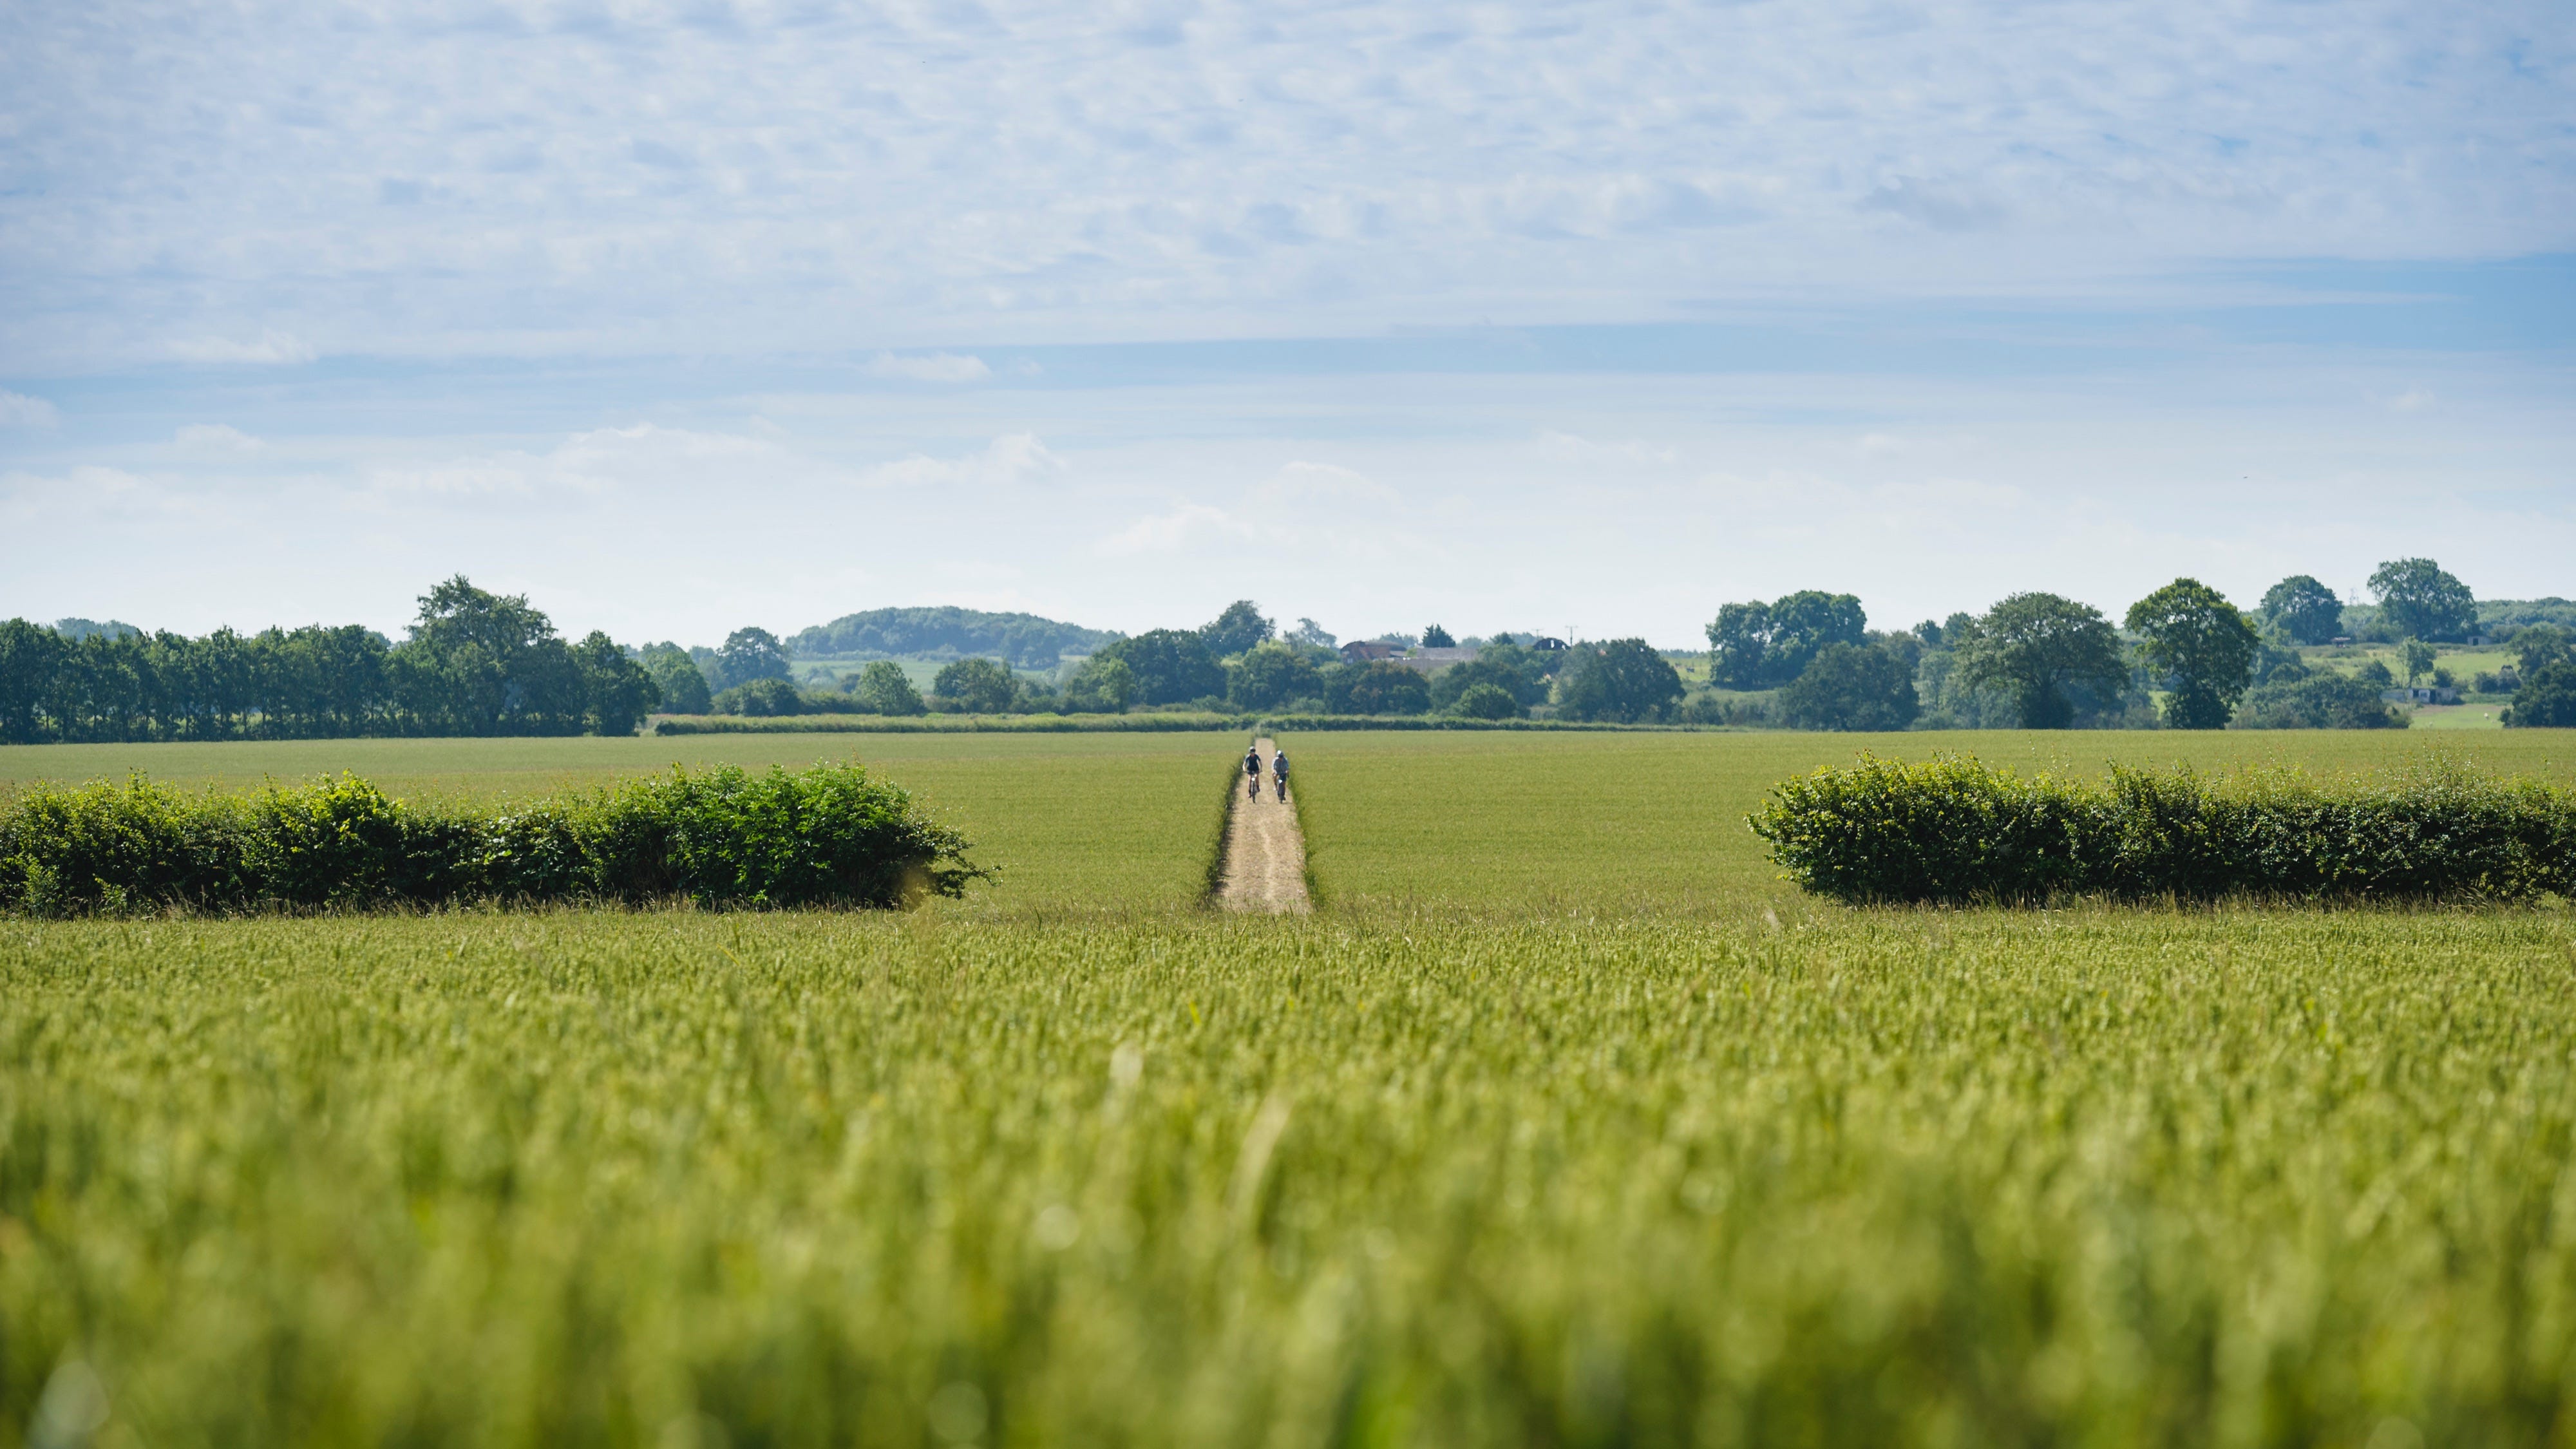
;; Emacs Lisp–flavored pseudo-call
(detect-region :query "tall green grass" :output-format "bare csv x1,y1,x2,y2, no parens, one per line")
6,910,2575,1444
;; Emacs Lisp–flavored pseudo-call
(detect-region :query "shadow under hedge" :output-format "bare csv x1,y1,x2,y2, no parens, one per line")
1750,753,2576,905
1,762,988,916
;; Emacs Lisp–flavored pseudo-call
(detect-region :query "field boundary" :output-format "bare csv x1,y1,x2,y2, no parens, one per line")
653,714,1742,736
1198,748,1249,906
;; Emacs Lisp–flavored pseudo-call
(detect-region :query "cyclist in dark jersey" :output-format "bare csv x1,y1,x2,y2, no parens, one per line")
1243,744,1262,799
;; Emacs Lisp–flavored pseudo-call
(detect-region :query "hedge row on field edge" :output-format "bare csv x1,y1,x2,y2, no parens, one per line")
1748,754,2576,904
0,762,986,915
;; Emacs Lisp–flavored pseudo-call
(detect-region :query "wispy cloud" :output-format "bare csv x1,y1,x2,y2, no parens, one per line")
175,423,264,454
4,0,2566,368
859,433,1066,489
167,332,317,365
0,391,59,428
866,352,992,383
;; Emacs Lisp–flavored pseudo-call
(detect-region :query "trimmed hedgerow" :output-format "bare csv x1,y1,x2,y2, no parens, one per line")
1748,753,2576,905
1,762,987,916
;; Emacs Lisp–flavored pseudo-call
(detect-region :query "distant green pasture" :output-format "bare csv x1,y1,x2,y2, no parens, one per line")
1285,728,2576,910
0,732,1242,910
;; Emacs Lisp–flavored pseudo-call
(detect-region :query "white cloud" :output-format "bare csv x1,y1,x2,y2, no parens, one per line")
368,424,831,497
0,391,59,428
175,423,263,454
167,331,317,365
1537,431,1679,467
866,352,992,383
1097,502,1250,556
2387,389,2436,412
4,0,2566,367
859,433,1068,490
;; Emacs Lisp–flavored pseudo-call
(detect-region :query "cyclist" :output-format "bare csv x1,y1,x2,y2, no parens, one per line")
1243,743,1262,799
1271,746,1290,801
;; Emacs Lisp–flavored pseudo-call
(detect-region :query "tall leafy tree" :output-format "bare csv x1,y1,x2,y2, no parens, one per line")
1558,639,1685,723
2512,625,2571,676
1198,601,1274,659
1331,660,1432,715
1097,630,1226,705
2505,659,2576,728
1705,591,1866,689
931,657,1018,713
2367,558,2476,641
2126,578,2260,729
1060,656,1134,714
640,645,712,715
1227,643,1322,709
1779,643,1920,731
1421,623,1455,649
712,627,791,691
2259,575,2346,645
574,631,660,734
0,618,68,743
851,660,927,715
1955,593,2127,730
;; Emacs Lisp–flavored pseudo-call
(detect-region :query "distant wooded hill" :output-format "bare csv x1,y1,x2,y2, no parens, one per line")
788,607,1121,668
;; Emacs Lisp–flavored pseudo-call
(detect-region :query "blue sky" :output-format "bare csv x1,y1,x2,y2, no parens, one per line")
2,0,2569,647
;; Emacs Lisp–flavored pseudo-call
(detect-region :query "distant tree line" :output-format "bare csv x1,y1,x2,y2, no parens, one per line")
786,607,1120,668
1703,556,2576,732
0,578,659,744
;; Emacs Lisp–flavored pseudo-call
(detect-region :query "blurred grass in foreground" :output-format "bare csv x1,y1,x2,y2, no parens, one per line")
6,907,2574,1446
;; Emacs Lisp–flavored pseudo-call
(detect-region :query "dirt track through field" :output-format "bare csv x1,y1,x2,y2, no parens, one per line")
1220,739,1309,913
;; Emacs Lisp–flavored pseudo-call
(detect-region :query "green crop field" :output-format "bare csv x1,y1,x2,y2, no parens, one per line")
0,734,1234,910
1284,726,2576,909
5,728,2575,1445
8,909,2576,1444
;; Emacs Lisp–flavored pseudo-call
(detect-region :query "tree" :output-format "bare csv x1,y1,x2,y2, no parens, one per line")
848,661,925,715
640,644,712,715
1198,601,1274,659
1227,643,1321,710
1430,649,1550,712
2368,558,2476,641
1061,656,1135,714
1558,639,1684,723
2505,659,2576,728
1287,618,1337,650
403,576,583,734
1778,643,1920,731
1335,660,1431,715
1953,593,2126,730
1096,630,1226,706
2513,625,2571,676
931,657,1018,713
2231,674,2408,730
1705,591,1866,689
713,678,803,716
574,631,660,735
2403,641,2436,688
713,627,790,691
0,618,68,743
1421,623,1455,649
2259,575,2345,645
2125,578,2259,730
1448,681,1522,719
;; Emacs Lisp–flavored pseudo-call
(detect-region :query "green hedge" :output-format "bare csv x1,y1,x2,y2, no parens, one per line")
653,712,1739,736
655,712,1255,735
1748,754,2576,905
1,762,986,916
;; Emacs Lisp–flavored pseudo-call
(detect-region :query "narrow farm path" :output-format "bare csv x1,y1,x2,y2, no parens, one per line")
1220,738,1309,913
